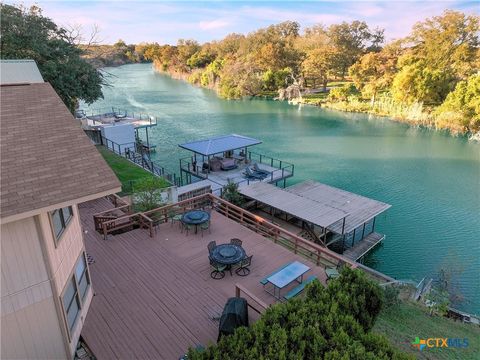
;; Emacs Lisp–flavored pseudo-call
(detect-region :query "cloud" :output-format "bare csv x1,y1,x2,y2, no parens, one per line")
199,19,230,30
9,0,475,44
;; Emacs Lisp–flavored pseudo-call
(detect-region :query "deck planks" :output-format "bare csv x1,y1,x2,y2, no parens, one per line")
79,198,328,359
342,232,385,261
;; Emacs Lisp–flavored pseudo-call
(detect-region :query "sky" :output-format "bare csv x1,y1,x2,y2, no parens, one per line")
8,1,479,44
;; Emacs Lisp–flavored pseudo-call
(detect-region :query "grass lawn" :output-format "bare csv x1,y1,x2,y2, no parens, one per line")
374,301,479,359
96,146,170,194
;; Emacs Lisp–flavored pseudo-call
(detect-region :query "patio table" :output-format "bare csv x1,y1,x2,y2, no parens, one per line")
211,244,246,265
211,244,246,275
266,261,310,299
181,210,210,234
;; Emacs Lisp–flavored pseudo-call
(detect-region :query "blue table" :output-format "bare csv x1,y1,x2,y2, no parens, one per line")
266,261,310,299
181,210,210,234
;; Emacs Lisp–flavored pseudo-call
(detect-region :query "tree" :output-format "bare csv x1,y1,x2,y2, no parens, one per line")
349,41,402,105
436,74,480,131
409,10,479,80
221,181,244,207
297,25,338,91
327,21,385,78
132,177,167,212
0,4,104,112
187,268,411,359
391,61,456,105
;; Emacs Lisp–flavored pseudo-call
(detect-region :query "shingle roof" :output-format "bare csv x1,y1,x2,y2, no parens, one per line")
1,82,121,221
179,134,261,156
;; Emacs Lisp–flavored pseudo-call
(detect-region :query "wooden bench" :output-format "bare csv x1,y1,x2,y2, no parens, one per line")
283,275,317,301
260,262,293,286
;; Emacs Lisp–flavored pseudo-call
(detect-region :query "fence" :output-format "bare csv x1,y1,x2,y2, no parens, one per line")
90,133,183,188
81,107,158,127
95,193,394,284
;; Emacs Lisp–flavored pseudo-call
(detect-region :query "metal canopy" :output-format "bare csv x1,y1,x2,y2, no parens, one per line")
239,182,347,229
286,180,391,233
179,134,261,156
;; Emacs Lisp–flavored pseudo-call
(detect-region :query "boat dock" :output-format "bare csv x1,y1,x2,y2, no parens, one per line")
342,232,385,261
178,134,294,191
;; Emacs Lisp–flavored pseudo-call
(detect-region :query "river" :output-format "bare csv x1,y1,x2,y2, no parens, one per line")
85,63,480,313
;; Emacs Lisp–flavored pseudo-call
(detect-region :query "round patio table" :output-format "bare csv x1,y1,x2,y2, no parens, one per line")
211,244,246,266
181,210,210,234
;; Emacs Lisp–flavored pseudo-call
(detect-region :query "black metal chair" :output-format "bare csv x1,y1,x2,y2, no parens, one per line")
208,241,217,255
209,257,227,279
235,255,253,276
230,238,242,247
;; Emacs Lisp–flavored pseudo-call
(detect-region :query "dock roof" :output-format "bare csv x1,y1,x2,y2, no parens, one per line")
240,181,391,234
239,182,347,229
179,134,261,156
287,180,391,233
1,82,121,222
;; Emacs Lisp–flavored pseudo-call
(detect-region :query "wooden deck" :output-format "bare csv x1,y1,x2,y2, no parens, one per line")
79,198,327,359
342,232,385,261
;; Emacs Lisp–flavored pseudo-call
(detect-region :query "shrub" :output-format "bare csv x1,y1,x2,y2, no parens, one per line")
132,177,167,212
187,268,412,359
383,285,400,308
221,181,245,207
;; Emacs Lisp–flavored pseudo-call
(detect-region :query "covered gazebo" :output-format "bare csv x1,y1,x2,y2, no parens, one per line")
179,134,261,174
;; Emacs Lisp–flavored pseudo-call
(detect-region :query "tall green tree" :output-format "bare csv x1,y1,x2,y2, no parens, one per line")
349,41,402,104
0,4,104,112
327,21,384,78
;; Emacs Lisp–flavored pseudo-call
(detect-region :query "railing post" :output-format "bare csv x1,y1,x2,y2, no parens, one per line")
102,223,108,240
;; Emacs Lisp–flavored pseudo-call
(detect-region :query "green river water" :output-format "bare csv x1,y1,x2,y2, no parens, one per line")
85,63,480,313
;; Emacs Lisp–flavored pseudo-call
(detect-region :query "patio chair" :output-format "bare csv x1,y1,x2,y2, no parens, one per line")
235,255,253,276
253,163,270,176
168,210,183,227
200,221,211,236
209,257,227,279
230,238,242,247
183,224,194,236
325,260,345,281
208,241,217,255
244,167,265,180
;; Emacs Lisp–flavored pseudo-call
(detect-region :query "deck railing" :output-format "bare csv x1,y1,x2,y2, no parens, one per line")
82,107,158,127
98,194,351,268
235,283,269,315
95,193,394,282
247,151,294,180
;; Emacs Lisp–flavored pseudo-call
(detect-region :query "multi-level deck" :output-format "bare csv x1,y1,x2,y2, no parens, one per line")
82,194,393,359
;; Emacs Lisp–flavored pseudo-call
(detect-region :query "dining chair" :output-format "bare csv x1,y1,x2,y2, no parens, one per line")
209,257,227,279
200,221,211,236
230,238,242,247
207,241,217,255
235,255,253,276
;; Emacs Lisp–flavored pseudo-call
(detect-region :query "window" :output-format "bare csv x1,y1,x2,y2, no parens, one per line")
63,278,80,332
50,206,73,241
75,255,90,300
62,253,91,334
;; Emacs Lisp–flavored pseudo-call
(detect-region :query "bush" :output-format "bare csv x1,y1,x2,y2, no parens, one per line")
221,181,244,207
132,177,167,212
187,268,412,359
383,286,400,308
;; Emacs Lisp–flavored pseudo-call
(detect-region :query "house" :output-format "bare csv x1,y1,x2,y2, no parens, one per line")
0,60,121,359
